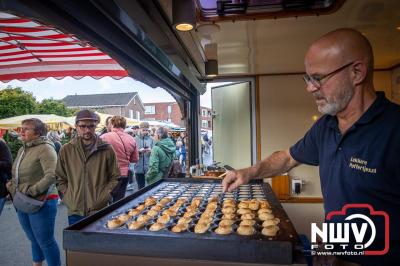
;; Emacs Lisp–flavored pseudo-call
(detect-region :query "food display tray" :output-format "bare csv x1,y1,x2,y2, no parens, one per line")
64,178,300,264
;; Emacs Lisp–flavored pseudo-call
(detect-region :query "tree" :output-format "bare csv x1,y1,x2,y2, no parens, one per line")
0,86,78,118
36,98,76,116
3,131,22,160
0,86,37,119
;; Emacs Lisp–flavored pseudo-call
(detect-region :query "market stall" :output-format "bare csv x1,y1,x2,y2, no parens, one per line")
92,111,140,129
0,114,74,130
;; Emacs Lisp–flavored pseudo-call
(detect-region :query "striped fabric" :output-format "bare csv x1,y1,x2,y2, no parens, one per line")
0,12,128,82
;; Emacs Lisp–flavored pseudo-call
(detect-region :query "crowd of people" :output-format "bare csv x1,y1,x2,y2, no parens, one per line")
0,110,188,266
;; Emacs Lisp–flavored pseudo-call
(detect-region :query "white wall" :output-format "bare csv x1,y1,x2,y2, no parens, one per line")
259,74,322,197
374,70,392,99
391,67,400,104
282,203,325,239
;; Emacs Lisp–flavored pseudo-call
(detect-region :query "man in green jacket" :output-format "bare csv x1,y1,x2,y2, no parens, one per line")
56,110,119,225
145,127,176,185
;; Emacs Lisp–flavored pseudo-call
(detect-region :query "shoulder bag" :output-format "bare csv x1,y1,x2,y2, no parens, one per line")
162,149,182,179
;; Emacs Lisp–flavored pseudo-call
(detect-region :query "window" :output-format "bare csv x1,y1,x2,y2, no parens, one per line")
129,109,134,118
167,105,172,114
136,111,140,120
145,105,155,114
202,120,208,128
197,0,338,20
201,109,207,117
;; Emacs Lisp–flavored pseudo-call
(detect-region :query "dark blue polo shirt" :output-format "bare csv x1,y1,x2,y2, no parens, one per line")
290,92,400,263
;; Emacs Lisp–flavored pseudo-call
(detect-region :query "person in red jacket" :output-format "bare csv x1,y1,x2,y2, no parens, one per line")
101,116,139,202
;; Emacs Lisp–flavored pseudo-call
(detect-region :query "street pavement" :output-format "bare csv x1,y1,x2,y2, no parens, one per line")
0,201,68,266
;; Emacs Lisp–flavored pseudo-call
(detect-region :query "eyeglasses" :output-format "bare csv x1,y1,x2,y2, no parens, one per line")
21,127,34,132
303,61,354,88
77,124,96,129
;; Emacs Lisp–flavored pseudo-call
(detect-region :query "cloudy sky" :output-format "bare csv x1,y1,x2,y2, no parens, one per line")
0,77,214,108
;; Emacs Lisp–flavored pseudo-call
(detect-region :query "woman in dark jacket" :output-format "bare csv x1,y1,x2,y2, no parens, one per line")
0,139,12,216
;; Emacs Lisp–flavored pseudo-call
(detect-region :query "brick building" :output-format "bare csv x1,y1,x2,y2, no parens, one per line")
143,102,212,130
200,106,212,130
62,92,145,120
143,102,181,125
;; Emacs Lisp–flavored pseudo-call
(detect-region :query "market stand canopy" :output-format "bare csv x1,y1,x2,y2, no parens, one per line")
93,111,140,129
142,120,181,130
0,12,128,82
0,114,74,129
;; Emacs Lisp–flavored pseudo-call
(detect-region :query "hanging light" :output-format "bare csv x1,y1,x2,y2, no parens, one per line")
173,0,196,31
196,23,220,37
205,59,218,77
205,43,218,77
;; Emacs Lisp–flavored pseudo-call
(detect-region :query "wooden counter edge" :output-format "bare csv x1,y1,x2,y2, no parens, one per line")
191,175,223,179
279,197,323,203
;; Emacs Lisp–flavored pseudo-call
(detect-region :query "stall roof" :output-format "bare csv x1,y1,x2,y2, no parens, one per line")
93,111,140,128
0,114,74,129
0,11,128,82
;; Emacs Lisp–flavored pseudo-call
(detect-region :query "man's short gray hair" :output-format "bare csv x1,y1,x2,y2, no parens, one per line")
156,126,169,139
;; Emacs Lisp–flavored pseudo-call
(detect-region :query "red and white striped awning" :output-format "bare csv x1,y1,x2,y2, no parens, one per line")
0,12,128,82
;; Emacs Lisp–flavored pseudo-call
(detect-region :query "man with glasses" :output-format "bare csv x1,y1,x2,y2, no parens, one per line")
56,110,119,225
223,28,400,264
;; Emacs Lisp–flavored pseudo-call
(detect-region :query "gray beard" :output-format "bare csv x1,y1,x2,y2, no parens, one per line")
316,87,354,116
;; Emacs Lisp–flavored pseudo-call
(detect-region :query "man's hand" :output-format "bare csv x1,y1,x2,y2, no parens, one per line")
222,170,250,192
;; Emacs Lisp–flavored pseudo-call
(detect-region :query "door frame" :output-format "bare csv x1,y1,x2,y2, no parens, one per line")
208,77,257,165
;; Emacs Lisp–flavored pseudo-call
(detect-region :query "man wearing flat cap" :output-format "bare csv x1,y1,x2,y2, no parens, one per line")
131,125,139,138
56,110,119,225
